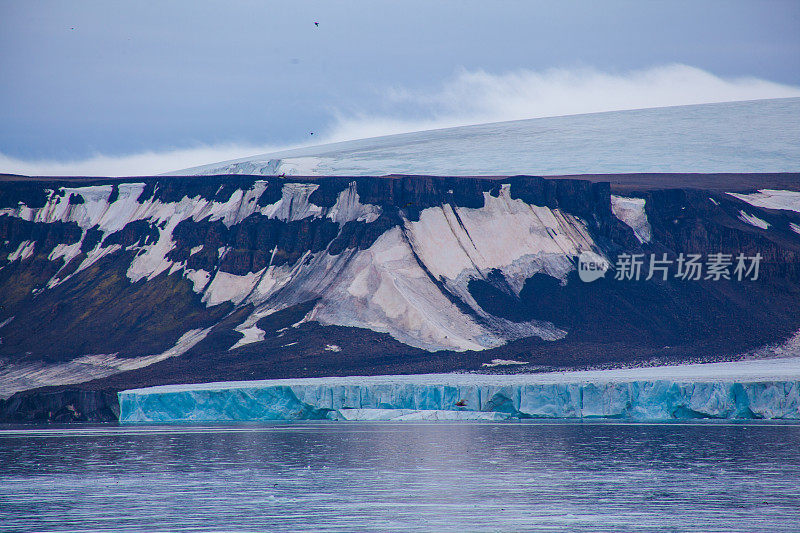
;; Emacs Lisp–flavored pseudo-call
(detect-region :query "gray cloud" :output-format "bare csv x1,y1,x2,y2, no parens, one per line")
4,64,797,176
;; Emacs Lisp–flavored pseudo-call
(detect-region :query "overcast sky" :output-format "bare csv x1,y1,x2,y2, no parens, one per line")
1,0,799,174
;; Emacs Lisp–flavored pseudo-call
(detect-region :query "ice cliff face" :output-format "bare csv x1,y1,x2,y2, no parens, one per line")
118,359,800,422
2,173,800,403
119,380,800,422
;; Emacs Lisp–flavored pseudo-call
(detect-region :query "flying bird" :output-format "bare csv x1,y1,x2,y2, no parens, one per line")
314,22,319,27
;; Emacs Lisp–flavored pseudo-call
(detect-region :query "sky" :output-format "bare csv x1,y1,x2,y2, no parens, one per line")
1,0,799,175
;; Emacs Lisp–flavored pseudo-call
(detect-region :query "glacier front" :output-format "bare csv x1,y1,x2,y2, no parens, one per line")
119,358,800,422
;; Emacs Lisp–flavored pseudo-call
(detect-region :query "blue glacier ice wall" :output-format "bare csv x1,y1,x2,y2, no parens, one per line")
118,379,800,422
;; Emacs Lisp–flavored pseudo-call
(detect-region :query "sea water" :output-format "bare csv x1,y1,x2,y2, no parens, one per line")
1,422,799,532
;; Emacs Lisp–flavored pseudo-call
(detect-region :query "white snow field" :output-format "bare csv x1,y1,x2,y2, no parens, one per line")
119,357,800,423
172,98,800,176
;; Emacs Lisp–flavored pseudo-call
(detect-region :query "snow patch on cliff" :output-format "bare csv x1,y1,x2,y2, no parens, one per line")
48,242,82,266
407,185,596,283
310,226,494,351
73,243,122,277
127,218,180,282
728,189,800,213
230,325,266,350
7,240,34,262
185,269,211,292
738,210,770,229
202,269,264,307
611,195,652,243
260,183,322,221
327,182,382,225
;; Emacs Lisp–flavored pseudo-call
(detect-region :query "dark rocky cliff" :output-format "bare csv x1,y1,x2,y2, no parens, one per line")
0,388,119,422
1,173,799,421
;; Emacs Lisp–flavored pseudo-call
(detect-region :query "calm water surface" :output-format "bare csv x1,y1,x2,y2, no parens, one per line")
1,422,799,532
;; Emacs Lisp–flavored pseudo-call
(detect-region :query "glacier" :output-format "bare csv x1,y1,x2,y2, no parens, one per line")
119,358,800,422
172,98,800,177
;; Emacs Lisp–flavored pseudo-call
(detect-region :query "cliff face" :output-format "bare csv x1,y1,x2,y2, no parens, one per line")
0,388,118,422
1,174,800,417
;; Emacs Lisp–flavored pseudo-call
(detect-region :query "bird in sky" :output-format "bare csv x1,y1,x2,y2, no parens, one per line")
314,22,319,27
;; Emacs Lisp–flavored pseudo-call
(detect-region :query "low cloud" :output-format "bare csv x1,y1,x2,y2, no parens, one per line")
3,64,799,176
324,64,800,141
0,143,295,178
